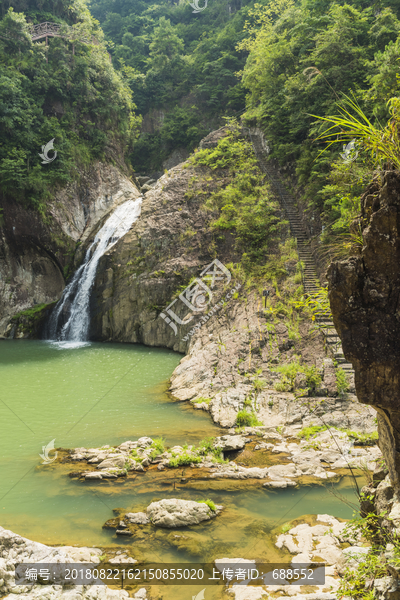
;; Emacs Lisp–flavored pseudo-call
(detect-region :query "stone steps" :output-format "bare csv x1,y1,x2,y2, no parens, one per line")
244,128,355,379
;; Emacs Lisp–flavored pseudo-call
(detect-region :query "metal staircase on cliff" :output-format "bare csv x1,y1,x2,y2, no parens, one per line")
244,128,354,378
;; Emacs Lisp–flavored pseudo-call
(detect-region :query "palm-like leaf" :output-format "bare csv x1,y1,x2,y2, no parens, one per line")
310,94,400,169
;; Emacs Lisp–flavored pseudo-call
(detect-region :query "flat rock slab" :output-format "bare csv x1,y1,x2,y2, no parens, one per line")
268,463,298,478
210,466,270,479
263,479,297,489
84,472,103,480
98,455,126,469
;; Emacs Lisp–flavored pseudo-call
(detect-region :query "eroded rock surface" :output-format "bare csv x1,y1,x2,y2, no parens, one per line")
214,435,246,451
88,162,218,349
105,499,223,534
327,171,400,491
68,425,380,487
147,498,223,528
0,526,132,600
218,514,366,600
0,162,140,337
74,148,359,430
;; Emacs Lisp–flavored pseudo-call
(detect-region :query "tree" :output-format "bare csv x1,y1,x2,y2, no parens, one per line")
148,17,184,71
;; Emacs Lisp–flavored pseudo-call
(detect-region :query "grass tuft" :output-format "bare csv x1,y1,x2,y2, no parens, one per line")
197,499,217,512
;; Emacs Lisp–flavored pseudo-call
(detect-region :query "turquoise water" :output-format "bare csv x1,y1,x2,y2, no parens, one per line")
0,340,219,544
0,339,362,600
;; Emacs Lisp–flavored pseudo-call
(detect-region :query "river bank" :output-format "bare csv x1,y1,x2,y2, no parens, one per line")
0,507,369,600
0,336,375,600
0,137,380,599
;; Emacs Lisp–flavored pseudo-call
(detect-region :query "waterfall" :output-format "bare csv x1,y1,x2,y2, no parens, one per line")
45,198,142,342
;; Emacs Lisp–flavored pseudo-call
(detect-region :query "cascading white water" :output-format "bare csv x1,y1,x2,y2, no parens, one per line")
46,198,142,342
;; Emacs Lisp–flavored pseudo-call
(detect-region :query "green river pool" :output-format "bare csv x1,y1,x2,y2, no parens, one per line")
0,339,362,599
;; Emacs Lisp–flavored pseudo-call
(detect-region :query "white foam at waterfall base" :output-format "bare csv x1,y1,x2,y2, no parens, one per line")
47,341,92,350
46,198,142,342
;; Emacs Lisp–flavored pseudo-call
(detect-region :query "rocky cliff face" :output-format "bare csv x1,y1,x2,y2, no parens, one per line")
86,146,363,428
0,162,140,336
0,134,366,432
88,162,219,351
327,170,400,491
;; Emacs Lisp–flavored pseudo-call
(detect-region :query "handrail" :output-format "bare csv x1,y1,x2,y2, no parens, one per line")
28,21,95,44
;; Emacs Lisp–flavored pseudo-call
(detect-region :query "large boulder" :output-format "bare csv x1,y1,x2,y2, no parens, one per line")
137,437,153,447
146,499,222,528
214,435,245,452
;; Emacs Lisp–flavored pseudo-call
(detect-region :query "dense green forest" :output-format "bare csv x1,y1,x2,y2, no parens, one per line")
0,0,138,213
89,0,252,170
239,0,400,243
2,0,400,245
91,0,400,243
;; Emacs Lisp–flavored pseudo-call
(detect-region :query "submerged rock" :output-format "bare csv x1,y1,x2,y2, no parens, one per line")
263,479,296,489
116,529,133,536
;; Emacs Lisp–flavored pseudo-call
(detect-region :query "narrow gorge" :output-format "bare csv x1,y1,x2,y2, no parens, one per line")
0,126,381,600
2,0,400,599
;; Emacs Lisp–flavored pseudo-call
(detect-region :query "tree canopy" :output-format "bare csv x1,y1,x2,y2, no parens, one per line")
0,4,138,211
